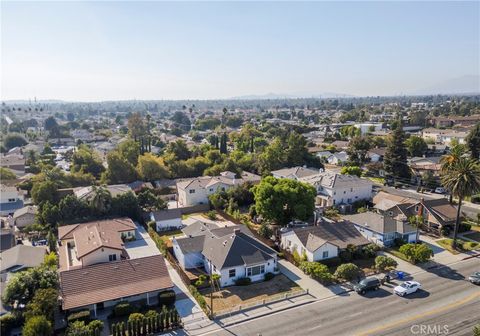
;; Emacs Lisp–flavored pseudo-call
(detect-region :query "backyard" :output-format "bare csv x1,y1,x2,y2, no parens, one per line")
199,274,301,314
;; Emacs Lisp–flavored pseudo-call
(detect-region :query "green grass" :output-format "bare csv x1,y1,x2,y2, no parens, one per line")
386,249,412,263
437,238,479,254
367,177,385,185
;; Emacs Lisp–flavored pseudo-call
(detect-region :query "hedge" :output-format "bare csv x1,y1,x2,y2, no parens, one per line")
188,285,207,311
113,301,134,317
158,290,176,307
264,272,275,281
67,309,91,323
234,277,251,286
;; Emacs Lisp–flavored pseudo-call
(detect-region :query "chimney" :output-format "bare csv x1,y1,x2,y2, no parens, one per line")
233,228,241,235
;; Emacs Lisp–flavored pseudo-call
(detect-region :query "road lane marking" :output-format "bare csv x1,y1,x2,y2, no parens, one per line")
356,291,480,336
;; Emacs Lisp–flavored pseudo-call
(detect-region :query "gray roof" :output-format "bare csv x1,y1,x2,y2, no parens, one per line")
202,231,276,269
290,221,370,251
271,167,319,179
0,245,47,273
174,235,205,254
13,205,37,219
151,208,182,222
182,220,220,237
0,199,24,213
0,229,15,252
342,212,395,234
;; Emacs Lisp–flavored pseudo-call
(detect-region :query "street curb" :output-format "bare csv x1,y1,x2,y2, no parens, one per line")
215,298,318,328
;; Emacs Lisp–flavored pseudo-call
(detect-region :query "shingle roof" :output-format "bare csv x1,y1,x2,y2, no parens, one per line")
342,212,395,234
60,255,173,310
13,205,37,219
291,221,370,251
181,220,220,237
151,208,182,222
0,245,47,272
271,167,319,179
174,235,205,254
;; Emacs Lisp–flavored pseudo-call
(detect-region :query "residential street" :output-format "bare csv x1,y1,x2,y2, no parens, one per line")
198,257,480,336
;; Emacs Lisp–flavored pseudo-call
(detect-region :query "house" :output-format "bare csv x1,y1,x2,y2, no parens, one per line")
421,128,468,145
271,167,319,180
327,151,348,165
0,227,16,252
0,185,24,216
0,245,47,315
150,208,183,231
128,180,154,193
12,205,37,229
354,123,383,135
0,154,25,176
58,218,137,271
298,171,373,208
176,171,260,207
73,184,133,201
280,220,370,262
343,211,418,246
430,115,480,128
411,198,458,234
172,222,277,287
368,148,386,162
59,255,173,317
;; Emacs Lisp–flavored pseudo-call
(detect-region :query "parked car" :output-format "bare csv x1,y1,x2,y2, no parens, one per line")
394,281,421,296
434,187,446,194
354,277,381,295
468,272,480,285
32,239,47,246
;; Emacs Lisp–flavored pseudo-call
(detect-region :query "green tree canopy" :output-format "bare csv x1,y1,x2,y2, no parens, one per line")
405,136,428,157
384,121,410,179
466,122,480,159
136,153,169,181
23,315,52,336
3,133,28,150
0,167,16,180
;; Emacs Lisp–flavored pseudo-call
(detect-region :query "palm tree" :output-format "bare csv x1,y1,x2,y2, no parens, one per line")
441,157,480,249
440,143,466,203
90,185,112,215
408,215,423,243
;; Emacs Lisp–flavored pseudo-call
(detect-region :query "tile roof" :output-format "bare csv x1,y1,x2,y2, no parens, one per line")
60,255,173,310
73,225,124,259
58,218,136,240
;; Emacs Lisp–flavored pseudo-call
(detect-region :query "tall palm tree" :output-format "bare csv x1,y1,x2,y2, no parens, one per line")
408,215,423,243
440,143,466,203
90,185,112,215
441,157,480,249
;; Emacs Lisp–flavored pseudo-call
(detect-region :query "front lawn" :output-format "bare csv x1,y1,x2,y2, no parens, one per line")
386,248,412,262
437,238,479,254
200,274,301,314
327,258,376,276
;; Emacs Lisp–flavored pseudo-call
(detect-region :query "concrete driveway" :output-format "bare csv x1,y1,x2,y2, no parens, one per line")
124,223,160,259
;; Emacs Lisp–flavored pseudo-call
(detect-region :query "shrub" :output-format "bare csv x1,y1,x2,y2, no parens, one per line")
67,310,91,323
362,243,380,258
459,222,472,233
264,272,275,281
113,301,133,317
393,238,406,248
148,220,156,231
188,285,207,311
235,277,252,286
258,223,273,239
145,310,159,319
374,256,398,272
206,210,217,220
399,243,433,264
334,263,361,281
195,274,207,287
128,313,144,322
471,194,480,204
441,226,451,236
339,250,352,262
158,289,176,307
87,320,104,333
0,313,21,335
299,261,334,285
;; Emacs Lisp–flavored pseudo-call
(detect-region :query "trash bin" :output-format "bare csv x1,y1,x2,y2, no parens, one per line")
397,271,404,280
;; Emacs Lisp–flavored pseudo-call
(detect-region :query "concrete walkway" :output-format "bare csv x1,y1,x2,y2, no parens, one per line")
278,259,349,299
124,223,160,259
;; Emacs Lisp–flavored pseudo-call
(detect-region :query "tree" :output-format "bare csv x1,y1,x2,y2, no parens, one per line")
90,185,112,215
31,181,58,205
256,138,285,174
334,263,361,281
24,288,58,322
340,166,363,177
253,176,316,225
111,191,141,220
399,243,433,264
220,132,228,154
258,223,273,239
374,256,398,272
466,122,480,160
405,136,428,157
408,215,423,243
104,151,138,184
440,143,467,203
441,157,480,248
71,145,105,178
299,262,334,284
117,139,141,166
0,167,16,180
3,133,27,150
136,153,169,181
44,116,58,132
384,121,410,179
285,132,309,167
346,136,371,166
23,315,52,336
137,189,166,212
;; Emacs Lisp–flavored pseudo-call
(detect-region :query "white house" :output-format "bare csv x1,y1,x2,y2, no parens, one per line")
299,171,373,207
327,151,348,165
172,223,278,287
354,123,384,135
150,208,183,231
12,206,37,229
176,171,260,207
0,185,24,216
280,221,370,262
421,128,468,145
271,167,319,180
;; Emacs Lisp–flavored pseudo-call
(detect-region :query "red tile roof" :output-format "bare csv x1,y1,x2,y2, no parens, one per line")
60,255,173,310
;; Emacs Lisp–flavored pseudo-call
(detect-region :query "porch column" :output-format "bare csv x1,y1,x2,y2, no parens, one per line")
146,292,150,306
93,304,97,318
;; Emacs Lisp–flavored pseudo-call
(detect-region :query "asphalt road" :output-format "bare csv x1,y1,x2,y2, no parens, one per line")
200,257,480,336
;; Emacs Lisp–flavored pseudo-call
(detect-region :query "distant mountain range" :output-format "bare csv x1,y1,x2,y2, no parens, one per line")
230,92,356,100
411,75,480,96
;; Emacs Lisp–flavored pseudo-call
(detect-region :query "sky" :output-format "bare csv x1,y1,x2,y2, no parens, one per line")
1,1,479,101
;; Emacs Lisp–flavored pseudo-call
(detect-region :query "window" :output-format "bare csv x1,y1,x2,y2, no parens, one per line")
247,265,265,277
333,200,336,205
350,188,353,192
209,188,213,192
108,254,117,261
322,251,329,259
189,189,195,194
333,192,336,195
8,198,15,202
343,191,346,194
229,269,236,278
347,198,351,203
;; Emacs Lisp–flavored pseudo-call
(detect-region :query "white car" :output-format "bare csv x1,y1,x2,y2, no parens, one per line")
394,281,421,296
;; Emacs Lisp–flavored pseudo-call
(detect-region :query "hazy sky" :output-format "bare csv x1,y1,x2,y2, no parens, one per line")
1,1,479,101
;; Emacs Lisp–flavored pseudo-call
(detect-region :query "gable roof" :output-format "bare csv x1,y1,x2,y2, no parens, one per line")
271,167,319,180
342,212,396,234
73,225,124,259
151,208,182,222
13,205,37,219
174,235,205,254
289,221,370,252
59,255,173,310
202,231,276,269
299,171,372,189
0,245,47,273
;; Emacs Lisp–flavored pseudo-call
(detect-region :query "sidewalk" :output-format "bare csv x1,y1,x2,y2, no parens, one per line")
278,259,349,299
